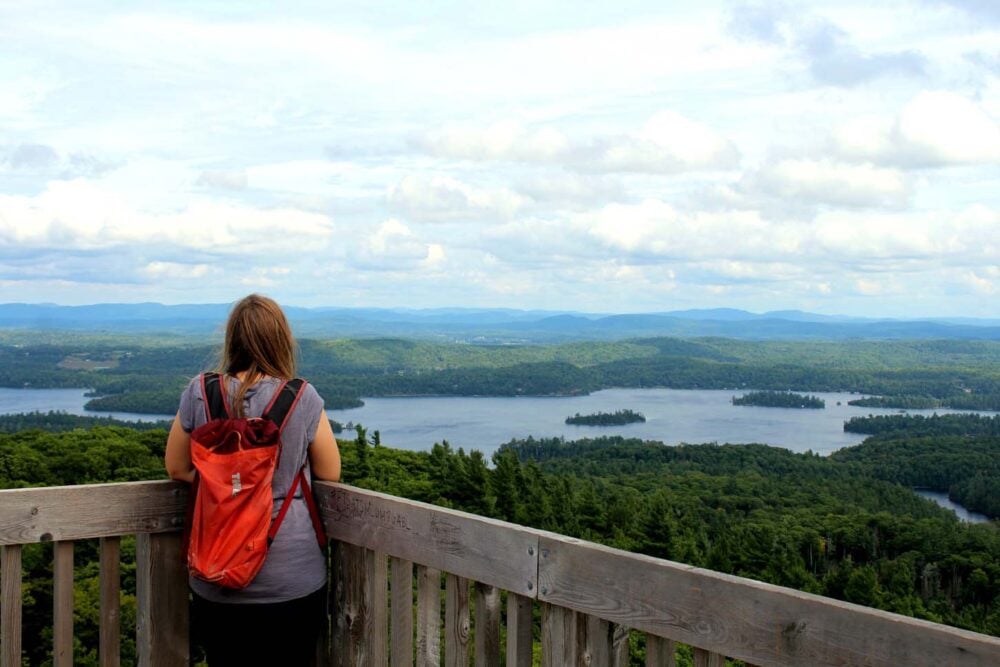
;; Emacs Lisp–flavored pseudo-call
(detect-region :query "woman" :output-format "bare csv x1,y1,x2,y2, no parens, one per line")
165,294,341,666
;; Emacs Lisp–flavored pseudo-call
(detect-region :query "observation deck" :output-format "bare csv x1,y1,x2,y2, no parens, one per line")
1,481,999,666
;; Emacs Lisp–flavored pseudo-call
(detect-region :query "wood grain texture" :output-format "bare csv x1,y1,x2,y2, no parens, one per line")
577,613,611,666
313,544,332,667
645,635,676,667
474,583,501,667
314,482,537,596
135,532,188,667
541,603,576,665
53,541,73,667
611,624,630,667
331,541,349,667
505,593,533,667
390,557,414,667
1,545,22,667
693,648,725,667
99,537,121,667
334,543,384,666
536,533,1000,667
445,574,470,667
415,565,441,667
0,481,187,545
369,550,389,667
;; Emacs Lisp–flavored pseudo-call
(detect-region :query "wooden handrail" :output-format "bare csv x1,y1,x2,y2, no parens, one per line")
0,480,999,667
314,482,1000,667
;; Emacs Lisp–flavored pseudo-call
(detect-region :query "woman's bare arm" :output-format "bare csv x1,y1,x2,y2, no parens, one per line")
164,414,196,483
309,417,341,482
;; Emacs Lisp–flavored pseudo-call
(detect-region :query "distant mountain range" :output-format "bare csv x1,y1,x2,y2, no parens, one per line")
1,303,999,342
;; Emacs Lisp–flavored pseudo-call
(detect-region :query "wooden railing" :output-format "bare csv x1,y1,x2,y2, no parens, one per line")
1,481,999,666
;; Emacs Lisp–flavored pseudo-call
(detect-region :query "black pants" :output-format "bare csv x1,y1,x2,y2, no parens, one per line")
191,586,327,666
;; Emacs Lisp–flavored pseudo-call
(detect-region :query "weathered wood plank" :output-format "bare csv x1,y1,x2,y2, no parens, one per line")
537,533,1000,667
314,482,537,596
645,634,676,667
1,545,22,667
445,574,471,667
312,544,332,667
577,613,611,666
693,647,725,667
53,541,73,667
415,565,441,667
475,583,501,667
331,541,349,667
541,603,576,665
390,557,414,667
136,532,188,667
0,481,187,545
611,624,630,667
334,543,379,666
369,550,389,667
99,537,121,667
505,592,533,667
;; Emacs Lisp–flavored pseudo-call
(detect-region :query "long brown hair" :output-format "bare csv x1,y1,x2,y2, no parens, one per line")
218,294,297,417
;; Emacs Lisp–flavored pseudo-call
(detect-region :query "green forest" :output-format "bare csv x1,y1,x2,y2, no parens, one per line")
1,408,998,664
731,390,825,408
565,409,646,426
3,335,1000,414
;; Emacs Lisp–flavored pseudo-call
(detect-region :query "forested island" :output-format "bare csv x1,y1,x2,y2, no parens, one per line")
732,390,825,408
1,416,997,664
847,394,1000,410
3,335,1000,414
565,409,646,425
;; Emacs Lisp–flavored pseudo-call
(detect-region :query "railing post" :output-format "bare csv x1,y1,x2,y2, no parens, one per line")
611,624,630,666
390,557,414,667
100,536,121,667
445,574,470,667
136,532,189,667
474,582,501,666
53,541,73,667
578,613,612,665
1,545,22,667
332,543,388,666
541,603,576,665
505,593,533,667
693,647,725,667
415,565,441,667
645,634,676,667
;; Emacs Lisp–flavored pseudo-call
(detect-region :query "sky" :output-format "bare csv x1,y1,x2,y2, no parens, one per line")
0,1,998,317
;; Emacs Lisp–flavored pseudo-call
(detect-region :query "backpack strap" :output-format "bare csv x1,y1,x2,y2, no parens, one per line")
267,467,327,548
200,372,231,420
261,378,306,431
262,378,327,549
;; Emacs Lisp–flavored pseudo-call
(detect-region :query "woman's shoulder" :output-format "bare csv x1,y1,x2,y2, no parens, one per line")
293,379,324,415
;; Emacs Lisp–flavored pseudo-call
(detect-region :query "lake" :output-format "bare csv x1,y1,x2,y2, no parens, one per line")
2,385,994,521
0,386,989,457
914,490,992,524
327,388,990,457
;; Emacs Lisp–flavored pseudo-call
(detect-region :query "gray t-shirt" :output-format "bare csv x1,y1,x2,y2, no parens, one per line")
179,374,327,603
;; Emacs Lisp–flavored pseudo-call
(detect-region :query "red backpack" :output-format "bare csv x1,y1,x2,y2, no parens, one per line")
186,372,326,589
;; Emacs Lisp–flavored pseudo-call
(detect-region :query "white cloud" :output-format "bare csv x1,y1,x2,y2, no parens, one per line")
0,179,335,255
353,219,444,271
143,261,213,279
387,175,527,222
747,158,911,208
515,174,626,208
197,169,248,191
418,112,740,174
833,91,1000,166
419,121,570,163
